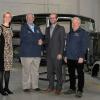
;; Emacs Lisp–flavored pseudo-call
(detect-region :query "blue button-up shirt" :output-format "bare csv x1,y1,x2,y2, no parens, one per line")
28,24,35,32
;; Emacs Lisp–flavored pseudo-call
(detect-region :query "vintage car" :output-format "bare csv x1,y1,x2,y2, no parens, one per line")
11,13,99,67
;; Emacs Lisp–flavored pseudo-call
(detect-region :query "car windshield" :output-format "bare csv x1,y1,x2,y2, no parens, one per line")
81,20,94,32
53,17,94,34
11,15,95,37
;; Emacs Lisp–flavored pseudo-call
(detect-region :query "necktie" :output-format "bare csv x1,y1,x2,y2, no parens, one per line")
50,25,54,38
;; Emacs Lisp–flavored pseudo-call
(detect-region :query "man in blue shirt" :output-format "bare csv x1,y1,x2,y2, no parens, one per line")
20,13,43,92
64,17,89,97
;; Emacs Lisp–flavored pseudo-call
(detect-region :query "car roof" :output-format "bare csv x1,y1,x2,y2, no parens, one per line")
12,13,95,23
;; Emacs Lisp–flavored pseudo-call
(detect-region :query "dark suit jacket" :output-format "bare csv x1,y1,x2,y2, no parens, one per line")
45,24,65,59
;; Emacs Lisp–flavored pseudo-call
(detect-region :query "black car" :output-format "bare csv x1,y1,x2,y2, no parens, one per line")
11,13,99,66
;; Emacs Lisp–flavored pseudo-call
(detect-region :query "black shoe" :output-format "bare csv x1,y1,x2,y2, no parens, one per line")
75,91,83,98
34,88,41,91
23,89,30,92
44,88,54,93
55,89,62,95
4,88,13,94
64,89,76,94
0,90,8,96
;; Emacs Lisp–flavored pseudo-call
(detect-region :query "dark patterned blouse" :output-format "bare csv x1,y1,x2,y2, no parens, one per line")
0,24,13,71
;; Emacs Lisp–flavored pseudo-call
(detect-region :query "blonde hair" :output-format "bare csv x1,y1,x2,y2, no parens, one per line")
3,12,12,18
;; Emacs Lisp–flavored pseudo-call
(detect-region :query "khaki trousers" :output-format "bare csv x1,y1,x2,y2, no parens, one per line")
20,57,40,89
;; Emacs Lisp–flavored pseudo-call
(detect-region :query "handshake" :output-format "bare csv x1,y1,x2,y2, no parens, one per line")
38,39,43,46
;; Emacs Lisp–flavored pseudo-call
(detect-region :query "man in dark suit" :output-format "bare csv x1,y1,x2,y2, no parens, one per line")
45,13,65,95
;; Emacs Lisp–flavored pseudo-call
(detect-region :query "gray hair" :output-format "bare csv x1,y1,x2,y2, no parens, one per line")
72,17,81,24
26,13,35,18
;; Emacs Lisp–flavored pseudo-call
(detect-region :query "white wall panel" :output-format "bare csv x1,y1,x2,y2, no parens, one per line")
0,0,100,31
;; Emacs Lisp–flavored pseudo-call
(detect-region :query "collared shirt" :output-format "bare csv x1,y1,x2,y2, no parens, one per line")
50,23,56,38
28,23,35,33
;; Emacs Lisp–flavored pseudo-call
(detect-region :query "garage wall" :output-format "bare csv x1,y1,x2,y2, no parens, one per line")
79,0,100,31
0,0,78,15
0,0,100,31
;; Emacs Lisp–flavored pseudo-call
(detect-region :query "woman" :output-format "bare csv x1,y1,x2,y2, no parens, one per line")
0,12,13,96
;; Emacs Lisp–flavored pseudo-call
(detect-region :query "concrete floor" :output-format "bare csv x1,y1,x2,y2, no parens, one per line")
0,63,100,100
